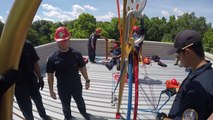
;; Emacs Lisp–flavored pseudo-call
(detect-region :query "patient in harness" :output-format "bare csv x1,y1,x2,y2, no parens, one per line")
105,43,121,71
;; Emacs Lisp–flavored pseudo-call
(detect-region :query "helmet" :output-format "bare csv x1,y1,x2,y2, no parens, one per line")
143,57,151,65
133,26,139,32
54,27,70,42
171,79,178,85
113,43,118,48
95,28,102,34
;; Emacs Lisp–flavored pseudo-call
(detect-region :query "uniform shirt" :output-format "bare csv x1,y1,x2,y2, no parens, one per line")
19,40,39,82
87,33,101,50
46,47,85,90
112,48,121,57
169,62,213,120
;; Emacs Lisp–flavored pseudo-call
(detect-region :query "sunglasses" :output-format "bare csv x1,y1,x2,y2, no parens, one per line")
176,43,194,54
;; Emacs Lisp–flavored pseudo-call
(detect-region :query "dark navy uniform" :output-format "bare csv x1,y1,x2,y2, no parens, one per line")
169,62,213,120
105,48,121,70
87,33,101,62
46,47,88,119
15,40,47,120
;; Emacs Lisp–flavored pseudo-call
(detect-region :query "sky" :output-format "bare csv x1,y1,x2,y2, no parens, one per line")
0,0,213,25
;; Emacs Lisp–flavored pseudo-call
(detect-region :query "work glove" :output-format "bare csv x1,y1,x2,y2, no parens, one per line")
38,77,44,90
156,112,167,120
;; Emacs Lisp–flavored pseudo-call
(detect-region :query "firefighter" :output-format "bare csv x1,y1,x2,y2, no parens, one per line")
87,28,108,63
46,27,91,120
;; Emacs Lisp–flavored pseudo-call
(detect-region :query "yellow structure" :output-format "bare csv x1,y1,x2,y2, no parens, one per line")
0,0,41,119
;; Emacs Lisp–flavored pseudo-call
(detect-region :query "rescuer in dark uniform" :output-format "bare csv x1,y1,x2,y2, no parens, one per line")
15,40,52,120
46,27,91,120
87,28,107,63
156,30,213,120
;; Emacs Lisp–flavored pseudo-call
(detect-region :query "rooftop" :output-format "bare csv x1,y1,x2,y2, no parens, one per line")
13,57,188,120
11,40,213,120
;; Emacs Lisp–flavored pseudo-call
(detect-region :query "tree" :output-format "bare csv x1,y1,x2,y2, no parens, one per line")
203,28,213,53
26,28,39,46
30,20,54,45
72,13,96,38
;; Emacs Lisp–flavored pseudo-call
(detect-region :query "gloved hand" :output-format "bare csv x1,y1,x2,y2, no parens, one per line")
38,77,44,90
156,112,167,120
162,88,177,96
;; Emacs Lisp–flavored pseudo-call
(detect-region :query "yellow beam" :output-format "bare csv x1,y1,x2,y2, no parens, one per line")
116,0,127,115
0,0,41,119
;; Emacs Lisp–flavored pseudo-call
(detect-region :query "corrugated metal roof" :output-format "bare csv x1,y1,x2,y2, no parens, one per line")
13,58,188,120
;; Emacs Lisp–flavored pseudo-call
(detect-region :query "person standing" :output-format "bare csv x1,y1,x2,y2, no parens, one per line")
156,30,213,120
15,40,52,120
87,28,107,63
46,27,91,120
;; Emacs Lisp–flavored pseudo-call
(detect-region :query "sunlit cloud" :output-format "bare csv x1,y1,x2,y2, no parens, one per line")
161,10,170,17
41,4,60,11
84,5,98,11
96,11,116,21
173,7,184,16
0,16,5,23
70,4,85,18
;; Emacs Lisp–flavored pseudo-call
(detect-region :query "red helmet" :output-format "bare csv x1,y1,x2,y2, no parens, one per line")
113,43,118,48
133,26,139,32
143,57,151,65
171,79,178,85
54,27,70,42
95,28,102,34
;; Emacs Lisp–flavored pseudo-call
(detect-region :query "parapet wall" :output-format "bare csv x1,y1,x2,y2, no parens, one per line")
35,39,213,71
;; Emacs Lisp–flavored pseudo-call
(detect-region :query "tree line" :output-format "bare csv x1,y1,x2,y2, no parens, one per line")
0,12,213,52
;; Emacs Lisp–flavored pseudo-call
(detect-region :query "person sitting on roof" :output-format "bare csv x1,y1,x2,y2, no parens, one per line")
105,43,121,71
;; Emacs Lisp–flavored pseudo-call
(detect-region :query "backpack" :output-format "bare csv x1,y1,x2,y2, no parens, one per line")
152,55,160,62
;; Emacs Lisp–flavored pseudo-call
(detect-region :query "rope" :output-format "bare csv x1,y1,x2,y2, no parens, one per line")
116,0,123,44
137,92,172,114
111,61,126,96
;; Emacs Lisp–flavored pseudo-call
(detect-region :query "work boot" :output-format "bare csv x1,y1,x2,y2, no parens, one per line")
105,64,112,70
64,116,75,120
41,115,52,120
81,113,90,120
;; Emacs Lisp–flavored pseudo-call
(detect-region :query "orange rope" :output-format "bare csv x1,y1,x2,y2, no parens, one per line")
116,0,123,44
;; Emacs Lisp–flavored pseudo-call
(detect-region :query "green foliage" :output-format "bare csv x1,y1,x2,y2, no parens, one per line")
19,12,211,49
162,33,173,42
72,13,96,38
29,20,54,46
203,28,213,53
